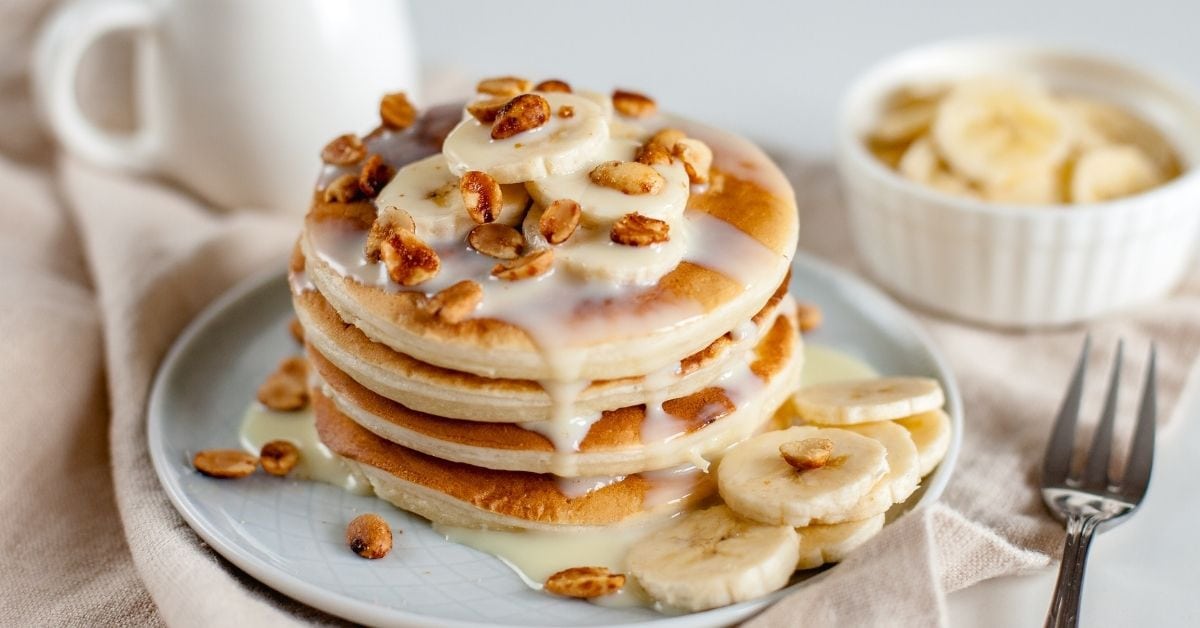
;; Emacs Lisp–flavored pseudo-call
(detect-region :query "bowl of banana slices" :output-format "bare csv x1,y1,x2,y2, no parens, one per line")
837,39,1200,327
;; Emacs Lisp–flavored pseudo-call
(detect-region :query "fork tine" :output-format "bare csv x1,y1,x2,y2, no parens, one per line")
1120,344,1157,503
1080,340,1123,488
1043,335,1090,487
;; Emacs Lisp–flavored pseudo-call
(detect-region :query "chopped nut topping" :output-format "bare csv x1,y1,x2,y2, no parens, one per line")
492,94,551,140
381,229,440,286
322,174,364,204
460,171,503,224
539,199,581,245
612,89,657,118
796,302,823,333
780,437,835,471
589,161,665,195
260,440,300,476
672,138,713,184
635,142,673,166
492,248,554,281
379,92,417,130
535,79,572,93
427,280,483,323
557,105,575,119
346,513,393,559
544,567,626,599
193,449,258,479
364,206,416,262
611,212,670,246
288,317,304,344
468,223,525,259
467,97,509,124
648,128,686,150
477,75,533,98
358,154,395,198
320,133,366,166
256,356,309,411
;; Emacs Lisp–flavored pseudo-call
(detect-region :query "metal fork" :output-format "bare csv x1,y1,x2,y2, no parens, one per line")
1041,337,1157,628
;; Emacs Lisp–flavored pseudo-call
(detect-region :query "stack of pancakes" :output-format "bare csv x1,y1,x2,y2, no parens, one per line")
291,87,800,532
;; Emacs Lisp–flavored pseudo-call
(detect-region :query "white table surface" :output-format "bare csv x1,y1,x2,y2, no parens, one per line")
406,2,1200,624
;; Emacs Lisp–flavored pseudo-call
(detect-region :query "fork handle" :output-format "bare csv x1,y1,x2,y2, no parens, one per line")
1045,513,1102,628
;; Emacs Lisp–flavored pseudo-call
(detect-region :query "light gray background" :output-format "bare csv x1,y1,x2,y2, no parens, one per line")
405,2,1200,626
409,0,1196,155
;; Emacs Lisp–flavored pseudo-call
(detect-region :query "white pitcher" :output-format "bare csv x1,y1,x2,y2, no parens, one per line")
33,0,419,213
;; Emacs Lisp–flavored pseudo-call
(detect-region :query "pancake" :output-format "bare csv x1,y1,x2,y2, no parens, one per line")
292,270,789,422
300,115,798,382
314,390,715,531
311,306,802,477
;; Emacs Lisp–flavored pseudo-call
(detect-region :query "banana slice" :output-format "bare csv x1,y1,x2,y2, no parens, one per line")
794,377,944,426
374,154,529,243
932,78,1072,185
522,203,686,284
811,421,922,525
895,409,952,477
1070,144,1163,203
897,136,974,197
718,426,889,527
626,505,800,612
814,478,891,525
443,92,609,184
842,421,920,503
795,513,885,570
870,86,945,145
525,138,690,223
981,165,1063,205
1061,97,1180,177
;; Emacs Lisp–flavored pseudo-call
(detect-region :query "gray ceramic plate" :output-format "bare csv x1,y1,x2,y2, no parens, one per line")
147,250,963,627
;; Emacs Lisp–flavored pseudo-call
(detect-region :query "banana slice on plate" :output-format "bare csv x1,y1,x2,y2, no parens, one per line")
443,92,609,184
895,409,952,477
525,138,690,223
627,505,800,612
932,78,1072,185
522,204,686,284
811,421,922,525
795,513,885,570
374,154,529,243
718,426,889,527
794,377,944,426
1070,144,1163,203
842,421,920,503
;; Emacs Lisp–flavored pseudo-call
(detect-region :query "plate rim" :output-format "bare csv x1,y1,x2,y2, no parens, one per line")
146,249,963,628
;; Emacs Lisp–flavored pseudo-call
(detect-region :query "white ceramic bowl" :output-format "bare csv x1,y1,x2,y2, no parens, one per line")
837,40,1200,327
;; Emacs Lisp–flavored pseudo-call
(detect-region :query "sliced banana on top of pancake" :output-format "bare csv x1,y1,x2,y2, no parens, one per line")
523,203,686,284
626,505,800,612
374,154,529,243
1070,144,1164,203
443,92,609,184
895,409,953,477
717,426,889,527
794,377,944,426
794,513,885,570
932,78,1072,185
525,138,690,223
